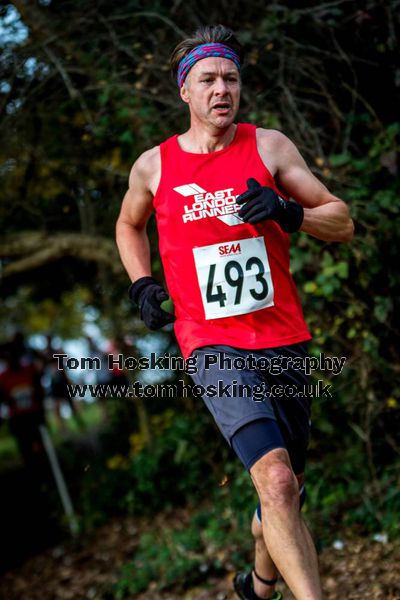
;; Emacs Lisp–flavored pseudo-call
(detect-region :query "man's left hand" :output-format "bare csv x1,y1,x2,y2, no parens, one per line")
236,178,304,233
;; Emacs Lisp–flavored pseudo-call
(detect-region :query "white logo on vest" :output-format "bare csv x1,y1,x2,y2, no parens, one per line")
173,183,243,225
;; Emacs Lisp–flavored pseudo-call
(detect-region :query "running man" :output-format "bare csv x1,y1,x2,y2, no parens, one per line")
116,24,354,600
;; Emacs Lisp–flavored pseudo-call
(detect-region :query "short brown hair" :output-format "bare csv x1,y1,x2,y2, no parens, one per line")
170,24,245,81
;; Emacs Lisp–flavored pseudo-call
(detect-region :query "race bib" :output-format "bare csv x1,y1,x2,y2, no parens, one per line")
193,236,274,319
12,384,34,411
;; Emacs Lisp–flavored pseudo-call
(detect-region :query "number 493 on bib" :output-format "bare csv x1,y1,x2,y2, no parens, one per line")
193,236,274,320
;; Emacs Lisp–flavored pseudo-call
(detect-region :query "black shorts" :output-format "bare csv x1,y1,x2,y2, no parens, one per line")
189,342,312,473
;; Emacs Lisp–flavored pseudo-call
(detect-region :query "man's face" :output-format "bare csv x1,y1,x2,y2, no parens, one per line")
180,57,241,128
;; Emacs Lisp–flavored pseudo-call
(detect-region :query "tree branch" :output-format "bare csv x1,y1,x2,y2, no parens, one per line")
0,232,124,279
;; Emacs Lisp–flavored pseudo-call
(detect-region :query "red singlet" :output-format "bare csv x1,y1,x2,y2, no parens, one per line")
0,365,42,417
153,123,311,359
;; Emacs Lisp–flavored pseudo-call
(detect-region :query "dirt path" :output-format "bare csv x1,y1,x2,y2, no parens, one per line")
0,508,398,600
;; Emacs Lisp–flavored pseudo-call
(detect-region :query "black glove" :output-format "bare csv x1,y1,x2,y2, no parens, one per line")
128,277,176,330
236,178,304,233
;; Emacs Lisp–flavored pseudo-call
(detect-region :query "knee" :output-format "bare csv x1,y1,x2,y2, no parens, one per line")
256,461,299,512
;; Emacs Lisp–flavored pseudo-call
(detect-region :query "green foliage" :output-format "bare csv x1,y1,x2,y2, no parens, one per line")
73,409,227,530
0,286,92,341
287,118,400,502
114,529,206,596
108,455,256,596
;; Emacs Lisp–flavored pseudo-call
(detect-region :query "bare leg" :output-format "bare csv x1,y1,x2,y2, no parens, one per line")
251,511,279,598
250,472,305,598
250,448,322,600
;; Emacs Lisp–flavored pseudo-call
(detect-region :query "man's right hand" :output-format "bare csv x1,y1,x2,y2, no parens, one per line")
129,277,176,330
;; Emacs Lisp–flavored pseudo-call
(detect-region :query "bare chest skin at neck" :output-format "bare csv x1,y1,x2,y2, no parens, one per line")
146,128,278,197
177,124,237,154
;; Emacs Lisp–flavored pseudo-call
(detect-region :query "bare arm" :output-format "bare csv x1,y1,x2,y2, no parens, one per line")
116,148,158,282
260,131,354,243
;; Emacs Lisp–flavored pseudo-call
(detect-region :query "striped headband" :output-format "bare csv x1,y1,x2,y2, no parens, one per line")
177,43,241,88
